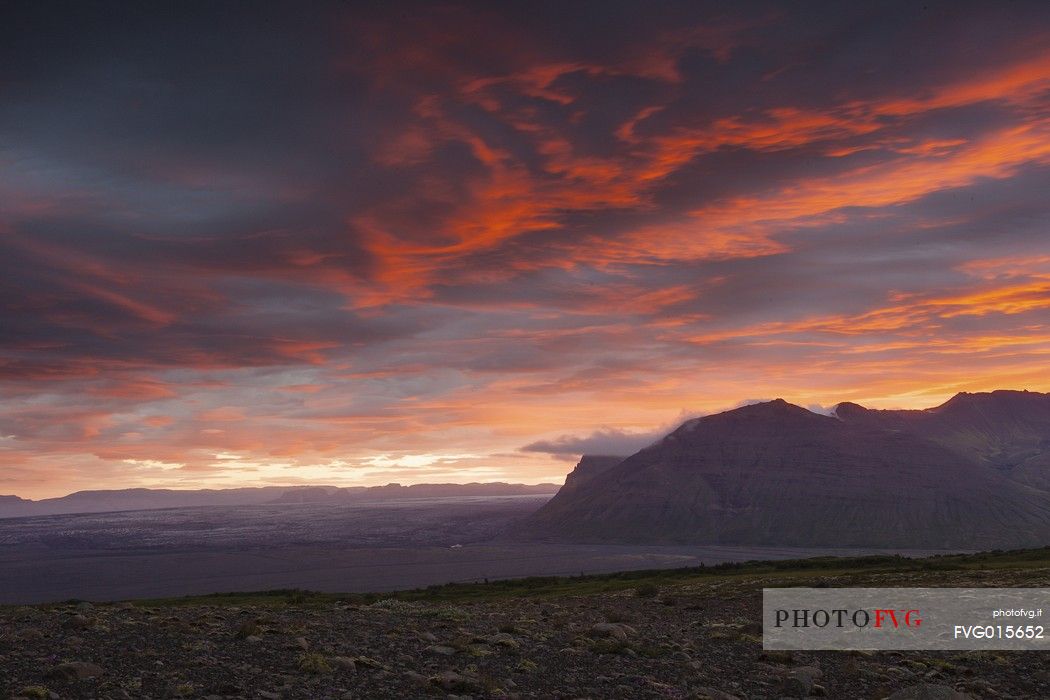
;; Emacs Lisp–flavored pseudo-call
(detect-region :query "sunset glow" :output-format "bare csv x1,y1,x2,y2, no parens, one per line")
3,3,1050,498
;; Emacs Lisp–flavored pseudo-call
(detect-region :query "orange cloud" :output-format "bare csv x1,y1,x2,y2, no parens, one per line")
86,377,176,400
6,9,1050,499
342,45,1050,309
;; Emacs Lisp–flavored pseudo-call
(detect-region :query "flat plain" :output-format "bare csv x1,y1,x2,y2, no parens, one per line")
0,497,953,604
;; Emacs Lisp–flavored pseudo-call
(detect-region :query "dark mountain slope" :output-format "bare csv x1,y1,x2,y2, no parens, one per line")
512,399,1050,548
525,455,626,525
836,390,1050,489
560,455,626,491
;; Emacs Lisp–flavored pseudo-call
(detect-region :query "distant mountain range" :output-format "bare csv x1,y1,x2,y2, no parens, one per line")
0,482,559,519
511,390,1050,549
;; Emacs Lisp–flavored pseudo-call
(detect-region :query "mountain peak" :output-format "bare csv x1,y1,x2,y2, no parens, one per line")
943,388,1035,401
762,398,789,408
762,397,793,408
514,388,1050,549
726,398,817,418
832,401,867,418
930,389,1047,414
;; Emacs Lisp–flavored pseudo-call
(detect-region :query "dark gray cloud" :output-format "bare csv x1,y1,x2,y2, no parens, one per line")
2,1,1050,496
521,428,662,459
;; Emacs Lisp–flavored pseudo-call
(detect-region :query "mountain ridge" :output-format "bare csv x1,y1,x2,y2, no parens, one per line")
511,391,1050,548
0,482,559,519
834,389,1050,489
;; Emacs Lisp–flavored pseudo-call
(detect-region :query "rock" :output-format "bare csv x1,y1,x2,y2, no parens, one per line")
782,666,823,697
693,687,740,700
75,601,94,613
209,682,242,695
65,614,93,630
330,656,357,671
489,632,518,647
233,620,259,638
760,649,794,664
404,670,428,685
294,636,309,650
740,621,762,635
355,656,385,669
425,644,458,656
48,661,104,680
430,670,482,693
589,622,634,641
419,631,438,642
885,685,975,700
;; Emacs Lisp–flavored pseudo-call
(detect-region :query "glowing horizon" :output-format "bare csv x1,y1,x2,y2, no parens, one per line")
3,3,1050,499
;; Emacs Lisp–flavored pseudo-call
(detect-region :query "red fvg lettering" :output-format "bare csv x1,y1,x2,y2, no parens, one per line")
873,609,922,628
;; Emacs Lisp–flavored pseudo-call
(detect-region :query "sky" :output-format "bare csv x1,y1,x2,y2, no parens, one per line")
2,1,1050,498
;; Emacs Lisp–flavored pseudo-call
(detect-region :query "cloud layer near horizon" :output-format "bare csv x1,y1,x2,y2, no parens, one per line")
3,2,1050,497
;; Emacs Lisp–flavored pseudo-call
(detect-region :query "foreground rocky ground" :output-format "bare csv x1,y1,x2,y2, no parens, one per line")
4,551,1050,699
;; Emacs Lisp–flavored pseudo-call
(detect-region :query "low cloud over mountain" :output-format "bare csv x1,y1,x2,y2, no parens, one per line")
511,390,1050,549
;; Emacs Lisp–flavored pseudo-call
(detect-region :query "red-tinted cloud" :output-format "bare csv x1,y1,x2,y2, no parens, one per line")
2,3,1050,497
